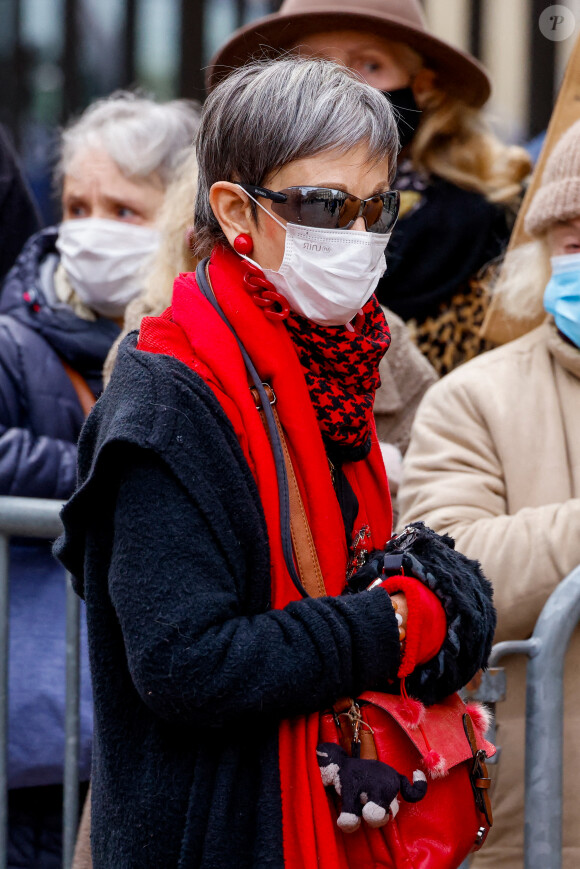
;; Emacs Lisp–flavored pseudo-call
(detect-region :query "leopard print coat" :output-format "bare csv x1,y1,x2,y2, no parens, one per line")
406,277,495,378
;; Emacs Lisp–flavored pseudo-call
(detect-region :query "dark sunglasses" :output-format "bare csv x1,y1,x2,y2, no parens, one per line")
239,184,400,234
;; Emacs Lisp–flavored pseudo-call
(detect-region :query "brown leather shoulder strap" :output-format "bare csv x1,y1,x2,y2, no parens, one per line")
251,386,377,761
463,711,493,848
273,404,327,599
251,385,327,599
198,261,326,599
61,360,96,418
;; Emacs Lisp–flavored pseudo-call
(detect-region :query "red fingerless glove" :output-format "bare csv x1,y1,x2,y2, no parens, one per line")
382,576,447,678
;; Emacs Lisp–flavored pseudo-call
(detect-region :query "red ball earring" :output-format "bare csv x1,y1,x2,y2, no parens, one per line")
233,233,254,255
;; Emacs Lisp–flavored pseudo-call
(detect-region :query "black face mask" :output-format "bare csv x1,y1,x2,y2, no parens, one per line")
382,87,422,149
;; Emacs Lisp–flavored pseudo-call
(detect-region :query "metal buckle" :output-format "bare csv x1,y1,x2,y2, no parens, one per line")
387,525,419,552
250,383,276,411
474,826,486,846
472,748,487,776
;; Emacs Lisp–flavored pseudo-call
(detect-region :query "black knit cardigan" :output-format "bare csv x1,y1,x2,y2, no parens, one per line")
55,335,405,868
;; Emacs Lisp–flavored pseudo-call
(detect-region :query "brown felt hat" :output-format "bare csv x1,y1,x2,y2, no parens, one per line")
206,0,491,107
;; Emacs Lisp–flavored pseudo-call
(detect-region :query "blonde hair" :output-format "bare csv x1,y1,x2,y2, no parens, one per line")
378,39,532,205
126,145,199,326
490,237,550,323
103,146,199,385
411,86,531,206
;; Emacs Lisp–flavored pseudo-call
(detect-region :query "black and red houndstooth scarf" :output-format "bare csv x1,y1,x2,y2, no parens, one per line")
285,295,392,461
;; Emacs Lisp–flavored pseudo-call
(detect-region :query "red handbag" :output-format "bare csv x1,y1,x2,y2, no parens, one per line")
319,691,494,869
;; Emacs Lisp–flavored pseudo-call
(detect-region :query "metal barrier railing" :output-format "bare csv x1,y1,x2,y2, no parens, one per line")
0,496,80,869
461,564,580,869
0,495,576,869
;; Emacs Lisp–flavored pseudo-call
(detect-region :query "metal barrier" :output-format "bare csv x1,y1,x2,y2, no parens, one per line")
460,564,580,869
0,497,80,869
0,495,577,869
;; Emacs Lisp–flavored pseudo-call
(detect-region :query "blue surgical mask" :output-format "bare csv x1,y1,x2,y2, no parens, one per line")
544,253,580,348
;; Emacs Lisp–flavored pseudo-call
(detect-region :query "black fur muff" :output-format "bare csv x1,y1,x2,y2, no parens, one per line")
345,521,497,705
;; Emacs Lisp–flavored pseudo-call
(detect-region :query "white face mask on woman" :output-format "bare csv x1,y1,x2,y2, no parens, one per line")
239,187,390,327
56,218,160,319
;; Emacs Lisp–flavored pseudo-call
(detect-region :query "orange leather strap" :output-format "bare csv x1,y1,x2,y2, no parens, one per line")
61,360,96,418
251,384,327,599
250,388,379,758
463,711,493,845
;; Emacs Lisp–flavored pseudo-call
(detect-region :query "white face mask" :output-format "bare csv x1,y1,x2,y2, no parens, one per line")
56,218,160,318
239,188,390,327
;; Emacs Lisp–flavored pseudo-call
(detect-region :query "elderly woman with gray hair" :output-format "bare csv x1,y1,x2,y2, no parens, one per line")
0,91,198,868
56,57,493,869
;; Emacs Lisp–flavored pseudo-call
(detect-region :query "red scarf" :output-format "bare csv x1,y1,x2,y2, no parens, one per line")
137,247,394,868
285,299,391,458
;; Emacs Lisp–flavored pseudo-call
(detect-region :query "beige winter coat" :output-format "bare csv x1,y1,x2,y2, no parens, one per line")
399,319,580,869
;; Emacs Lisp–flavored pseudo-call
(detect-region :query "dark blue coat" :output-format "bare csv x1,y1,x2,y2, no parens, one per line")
0,227,119,787
0,125,41,283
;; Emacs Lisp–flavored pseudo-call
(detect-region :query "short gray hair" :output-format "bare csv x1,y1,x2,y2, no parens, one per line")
56,90,201,188
194,56,399,256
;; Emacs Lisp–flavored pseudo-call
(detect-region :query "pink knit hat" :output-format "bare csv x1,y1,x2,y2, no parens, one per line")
525,119,580,237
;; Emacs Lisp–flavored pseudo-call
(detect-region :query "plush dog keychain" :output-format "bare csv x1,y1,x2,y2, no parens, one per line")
316,742,427,832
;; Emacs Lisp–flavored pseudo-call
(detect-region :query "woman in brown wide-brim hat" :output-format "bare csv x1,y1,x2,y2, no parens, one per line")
209,0,532,376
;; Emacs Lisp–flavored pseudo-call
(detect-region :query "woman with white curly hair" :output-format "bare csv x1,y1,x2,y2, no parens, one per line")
0,90,199,869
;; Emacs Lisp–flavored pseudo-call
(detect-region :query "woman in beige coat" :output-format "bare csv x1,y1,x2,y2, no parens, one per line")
398,121,580,868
